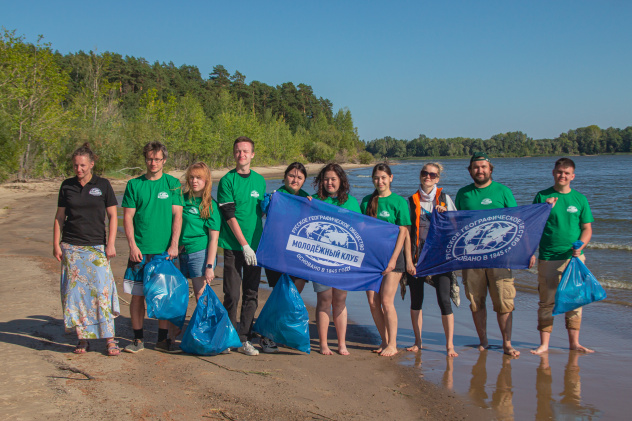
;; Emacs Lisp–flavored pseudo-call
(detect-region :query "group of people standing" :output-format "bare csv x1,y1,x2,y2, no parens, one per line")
54,136,594,359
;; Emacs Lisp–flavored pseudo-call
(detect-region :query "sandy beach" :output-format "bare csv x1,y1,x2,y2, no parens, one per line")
0,166,489,420
2,162,630,420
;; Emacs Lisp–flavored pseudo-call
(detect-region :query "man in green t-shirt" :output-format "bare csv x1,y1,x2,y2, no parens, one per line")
529,158,594,355
121,141,184,354
217,136,266,356
455,152,520,357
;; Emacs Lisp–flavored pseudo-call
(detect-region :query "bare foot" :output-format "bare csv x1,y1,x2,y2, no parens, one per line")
338,346,350,356
570,344,594,353
372,342,387,353
477,342,490,352
379,346,398,357
319,346,334,355
406,343,422,352
447,347,459,357
530,344,549,355
503,345,520,357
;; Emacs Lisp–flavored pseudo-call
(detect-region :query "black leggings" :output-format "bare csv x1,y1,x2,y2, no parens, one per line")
408,273,453,316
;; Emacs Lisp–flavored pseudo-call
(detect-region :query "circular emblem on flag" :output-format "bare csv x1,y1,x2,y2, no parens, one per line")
451,220,520,258
288,216,365,273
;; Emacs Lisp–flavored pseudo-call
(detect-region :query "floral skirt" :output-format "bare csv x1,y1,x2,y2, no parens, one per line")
60,243,120,339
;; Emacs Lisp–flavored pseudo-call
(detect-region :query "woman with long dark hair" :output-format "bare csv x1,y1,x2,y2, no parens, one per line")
360,163,411,356
311,163,360,355
261,162,310,354
53,143,120,356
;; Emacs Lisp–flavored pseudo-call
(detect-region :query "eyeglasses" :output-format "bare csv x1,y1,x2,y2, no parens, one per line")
145,158,164,163
421,170,439,179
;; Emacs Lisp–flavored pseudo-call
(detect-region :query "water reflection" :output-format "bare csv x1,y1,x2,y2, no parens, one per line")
535,352,601,420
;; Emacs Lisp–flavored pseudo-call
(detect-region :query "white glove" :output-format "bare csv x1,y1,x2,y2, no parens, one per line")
242,244,257,266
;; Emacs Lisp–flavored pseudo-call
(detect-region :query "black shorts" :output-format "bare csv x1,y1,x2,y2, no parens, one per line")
393,250,405,273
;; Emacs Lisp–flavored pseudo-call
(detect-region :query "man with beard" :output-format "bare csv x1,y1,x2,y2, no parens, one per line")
455,152,520,357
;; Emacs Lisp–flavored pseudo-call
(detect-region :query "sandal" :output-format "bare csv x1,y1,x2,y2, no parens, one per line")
74,340,90,354
106,340,120,356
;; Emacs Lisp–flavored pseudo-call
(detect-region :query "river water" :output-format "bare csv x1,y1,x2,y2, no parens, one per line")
267,155,632,421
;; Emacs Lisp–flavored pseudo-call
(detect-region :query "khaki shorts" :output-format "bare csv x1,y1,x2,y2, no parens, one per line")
462,268,515,313
537,256,585,332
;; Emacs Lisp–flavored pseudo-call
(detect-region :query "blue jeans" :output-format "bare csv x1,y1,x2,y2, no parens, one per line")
179,249,207,279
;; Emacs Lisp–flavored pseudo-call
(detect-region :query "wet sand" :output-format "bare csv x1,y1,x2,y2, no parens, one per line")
301,278,632,420
0,171,488,420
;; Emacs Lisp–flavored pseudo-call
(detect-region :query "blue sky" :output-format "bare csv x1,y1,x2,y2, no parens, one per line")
4,0,631,141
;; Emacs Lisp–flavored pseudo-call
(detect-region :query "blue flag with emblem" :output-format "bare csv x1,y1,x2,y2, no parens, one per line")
256,192,400,292
416,203,552,277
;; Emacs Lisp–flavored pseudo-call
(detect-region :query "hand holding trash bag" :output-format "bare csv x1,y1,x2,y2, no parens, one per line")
553,241,607,316
180,286,242,355
253,274,311,353
143,253,189,328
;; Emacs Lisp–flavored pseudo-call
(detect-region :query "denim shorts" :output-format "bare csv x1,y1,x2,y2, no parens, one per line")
312,282,331,293
179,249,207,279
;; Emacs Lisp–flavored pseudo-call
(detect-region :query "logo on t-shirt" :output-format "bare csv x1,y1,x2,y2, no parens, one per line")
481,198,492,205
89,188,102,196
188,207,199,215
250,190,260,198
567,206,578,213
379,210,391,218
158,191,169,199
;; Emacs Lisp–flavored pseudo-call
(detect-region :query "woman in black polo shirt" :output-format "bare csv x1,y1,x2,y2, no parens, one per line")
53,143,120,356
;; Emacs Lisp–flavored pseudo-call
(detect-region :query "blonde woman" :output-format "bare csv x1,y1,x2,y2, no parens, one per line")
179,162,222,301
405,163,458,357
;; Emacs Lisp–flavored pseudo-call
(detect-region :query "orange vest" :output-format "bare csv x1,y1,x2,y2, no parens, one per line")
410,188,445,261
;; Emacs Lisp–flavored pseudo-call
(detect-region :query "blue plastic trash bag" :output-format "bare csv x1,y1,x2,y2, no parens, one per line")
260,192,272,214
553,243,607,316
180,286,242,355
143,253,189,328
253,274,310,353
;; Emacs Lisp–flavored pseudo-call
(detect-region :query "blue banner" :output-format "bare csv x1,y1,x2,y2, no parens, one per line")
416,203,552,277
256,192,400,292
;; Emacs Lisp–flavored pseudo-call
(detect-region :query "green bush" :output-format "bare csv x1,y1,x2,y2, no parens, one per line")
358,150,374,165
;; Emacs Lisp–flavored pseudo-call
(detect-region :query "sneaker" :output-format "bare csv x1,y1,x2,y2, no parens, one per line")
260,337,279,354
155,339,182,354
238,341,259,356
220,348,231,355
124,339,144,353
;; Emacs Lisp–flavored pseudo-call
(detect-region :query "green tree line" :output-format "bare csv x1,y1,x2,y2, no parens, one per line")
0,29,371,181
366,126,632,159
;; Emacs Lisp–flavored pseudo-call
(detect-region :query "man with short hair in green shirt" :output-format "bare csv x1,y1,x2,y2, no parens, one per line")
530,157,594,355
455,152,520,357
121,141,184,353
217,136,267,356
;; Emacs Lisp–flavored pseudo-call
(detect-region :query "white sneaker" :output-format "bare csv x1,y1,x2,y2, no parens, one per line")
260,337,279,353
238,341,259,356
220,348,231,354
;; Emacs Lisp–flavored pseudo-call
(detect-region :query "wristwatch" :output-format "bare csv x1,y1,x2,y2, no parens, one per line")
206,263,213,269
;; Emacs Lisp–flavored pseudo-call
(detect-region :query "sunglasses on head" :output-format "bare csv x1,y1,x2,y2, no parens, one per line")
421,170,439,179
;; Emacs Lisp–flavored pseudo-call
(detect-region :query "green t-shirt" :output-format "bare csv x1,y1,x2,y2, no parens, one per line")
278,184,310,197
317,195,361,212
455,181,517,210
121,173,184,254
179,194,222,254
533,187,594,261
360,193,411,225
217,169,266,251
